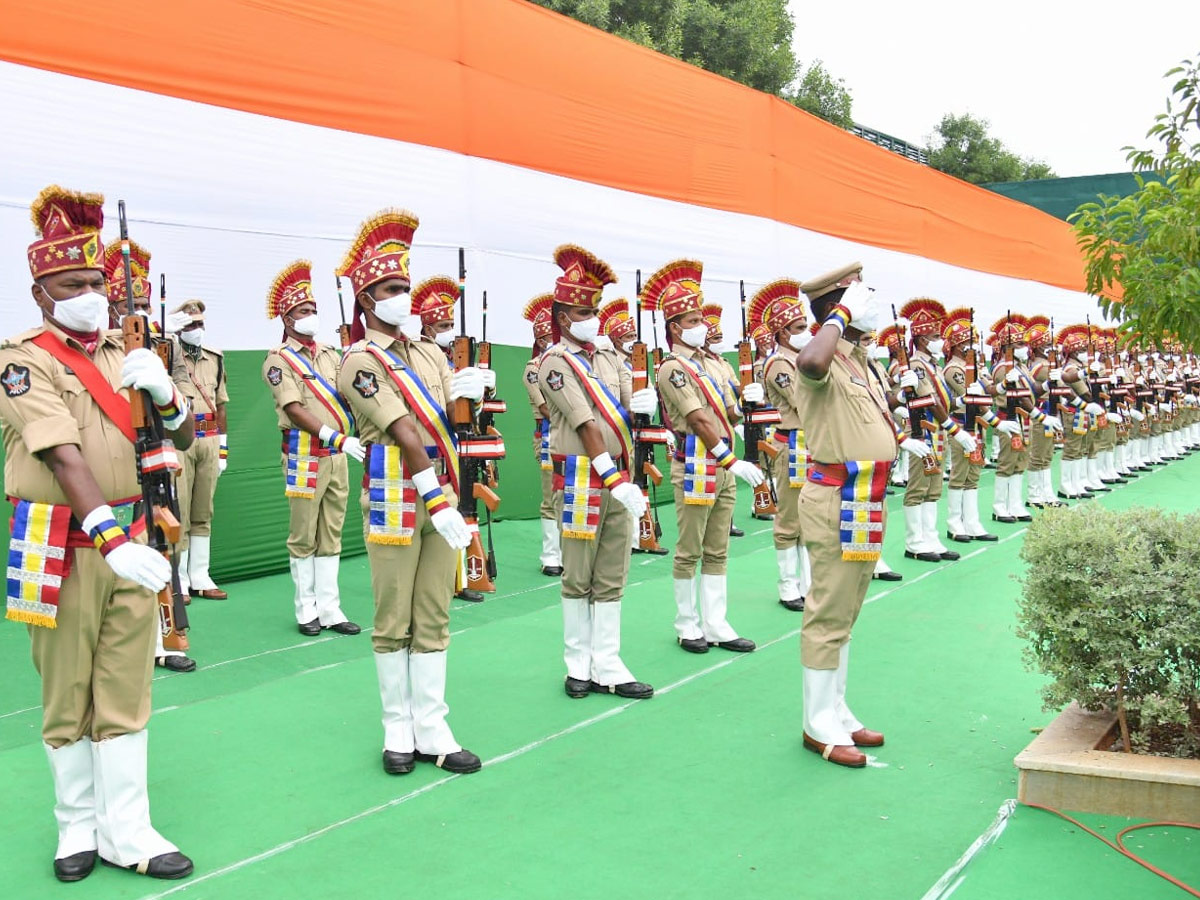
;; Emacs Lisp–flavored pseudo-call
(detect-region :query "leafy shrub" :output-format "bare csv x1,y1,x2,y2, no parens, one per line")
1017,505,1200,758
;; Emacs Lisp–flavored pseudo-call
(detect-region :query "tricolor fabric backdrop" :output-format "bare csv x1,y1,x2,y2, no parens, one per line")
0,0,1107,581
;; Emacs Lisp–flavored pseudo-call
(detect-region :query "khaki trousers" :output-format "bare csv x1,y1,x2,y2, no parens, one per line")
904,451,943,505
1061,414,1086,461
30,546,156,747
996,430,1029,476
1096,422,1116,452
1028,421,1054,471
771,447,802,548
558,490,632,603
948,436,981,489
798,482,882,670
283,452,349,557
176,435,219,549
539,468,557,520
671,459,735,579
360,490,457,654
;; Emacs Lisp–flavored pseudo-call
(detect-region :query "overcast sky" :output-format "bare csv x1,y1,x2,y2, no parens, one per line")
787,1,1200,177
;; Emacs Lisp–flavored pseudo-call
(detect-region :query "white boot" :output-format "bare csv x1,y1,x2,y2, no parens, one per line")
590,602,637,687
946,489,968,540
539,518,561,568
1086,457,1106,491
903,504,928,555
962,488,995,539
45,739,97,861
186,534,219,592
922,501,951,554
802,665,853,747
289,556,318,624
561,595,592,682
175,549,190,597
1008,472,1030,520
835,643,865,733
873,557,898,578
313,556,349,627
699,574,741,644
408,651,460,756
992,475,1012,519
92,732,177,867
375,649,414,753
776,546,803,603
673,578,702,642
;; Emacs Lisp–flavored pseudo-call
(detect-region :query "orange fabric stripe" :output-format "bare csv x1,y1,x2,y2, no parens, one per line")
0,0,1089,292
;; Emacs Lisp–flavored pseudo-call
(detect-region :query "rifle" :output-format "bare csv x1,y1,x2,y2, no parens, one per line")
737,280,779,517
154,273,174,373
476,289,506,581
649,306,664,374
631,268,669,554
118,201,189,655
1084,315,1108,429
1002,310,1027,450
962,309,986,465
891,304,939,475
334,275,351,348
451,248,503,595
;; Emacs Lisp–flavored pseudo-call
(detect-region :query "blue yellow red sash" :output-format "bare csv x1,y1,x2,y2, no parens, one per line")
807,460,891,561
559,351,634,467
277,346,354,434
365,444,418,545
675,355,735,444
787,430,807,488
560,454,601,540
6,501,73,628
537,418,551,471
682,434,718,505
284,429,324,498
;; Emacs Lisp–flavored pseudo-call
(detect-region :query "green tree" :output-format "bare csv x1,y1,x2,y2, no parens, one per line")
926,113,1056,184
1071,53,1200,346
529,0,853,126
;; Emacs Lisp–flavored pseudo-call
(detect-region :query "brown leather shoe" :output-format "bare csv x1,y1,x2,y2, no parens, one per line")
189,587,227,600
802,732,867,768
850,727,885,747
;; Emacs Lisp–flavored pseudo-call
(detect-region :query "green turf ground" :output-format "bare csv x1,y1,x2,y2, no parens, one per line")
2,453,1198,900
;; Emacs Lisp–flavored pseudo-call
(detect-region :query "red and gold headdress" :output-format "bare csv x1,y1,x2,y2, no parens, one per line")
941,307,975,349
751,323,774,351
701,303,723,342
1023,315,1051,348
1055,323,1089,352
748,279,805,337
877,324,904,355
267,260,316,320
989,313,1028,348
337,208,419,297
598,298,636,343
639,259,704,342
553,244,616,310
899,297,947,337
523,293,554,341
103,239,151,306
412,275,458,327
28,185,105,279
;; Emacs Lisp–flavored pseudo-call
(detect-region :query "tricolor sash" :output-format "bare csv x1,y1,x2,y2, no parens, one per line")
787,430,808,488
560,454,601,540
537,418,551,471
806,461,891,561
364,344,461,495
277,346,354,434
559,352,634,467
6,501,72,628
675,355,735,445
366,444,418,545
284,429,322,498
682,434,718,506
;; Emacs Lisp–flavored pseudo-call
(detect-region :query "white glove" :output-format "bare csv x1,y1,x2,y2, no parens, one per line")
741,382,764,404
997,420,1021,436
1005,369,1022,385
898,370,919,390
629,387,658,415
1089,360,1104,373
412,467,471,549
900,438,931,459
104,542,171,592
1166,371,1178,382
728,458,765,486
1114,367,1127,380
609,480,648,520
966,382,986,397
342,436,366,462
953,430,977,453
1108,412,1123,424
1044,415,1064,433
1129,408,1145,422
837,281,883,332
893,405,910,420
1135,376,1146,386
480,367,497,391
1049,368,1063,383
1084,402,1105,416
164,311,193,334
1160,402,1173,414
450,366,486,401
217,458,228,474
665,432,677,454
121,347,175,406
734,423,745,441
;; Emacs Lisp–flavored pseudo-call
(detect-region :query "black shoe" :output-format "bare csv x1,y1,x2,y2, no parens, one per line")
750,513,775,521
971,531,999,542
1028,501,1045,509
904,549,944,562
678,636,709,654
54,849,97,882
779,597,805,612
1100,478,1118,484
415,749,482,774
937,550,961,561
991,513,1017,524
729,525,745,537
298,619,321,636
325,621,361,635
455,589,485,603
1079,490,1096,498
102,851,193,880
541,565,564,576
564,676,591,699
155,655,196,673
872,570,903,581
589,680,654,699
1014,514,1033,522
1089,484,1111,493
382,749,415,775
948,530,973,543
708,637,756,652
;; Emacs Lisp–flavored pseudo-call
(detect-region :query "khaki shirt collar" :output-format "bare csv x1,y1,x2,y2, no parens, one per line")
364,325,405,351
41,318,121,354
284,334,321,356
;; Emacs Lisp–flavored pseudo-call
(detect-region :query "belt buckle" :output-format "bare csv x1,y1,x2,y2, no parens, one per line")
113,502,135,531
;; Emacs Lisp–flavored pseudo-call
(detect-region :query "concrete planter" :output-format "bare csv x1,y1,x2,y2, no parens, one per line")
1014,702,1200,823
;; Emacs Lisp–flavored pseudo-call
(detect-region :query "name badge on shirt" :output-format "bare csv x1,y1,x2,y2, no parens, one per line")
849,376,868,387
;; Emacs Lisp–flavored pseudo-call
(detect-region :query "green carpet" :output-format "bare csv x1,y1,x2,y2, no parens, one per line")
1,452,1197,900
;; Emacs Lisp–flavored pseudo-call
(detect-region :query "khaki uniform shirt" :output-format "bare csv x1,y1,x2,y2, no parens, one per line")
796,338,897,464
263,338,348,431
762,346,801,430
177,345,228,415
657,344,736,437
523,357,546,418
0,322,142,504
538,336,631,459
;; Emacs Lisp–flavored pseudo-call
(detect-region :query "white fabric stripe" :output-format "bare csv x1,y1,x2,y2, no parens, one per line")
0,62,1107,352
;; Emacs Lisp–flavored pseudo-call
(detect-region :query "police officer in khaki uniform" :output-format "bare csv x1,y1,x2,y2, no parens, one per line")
263,260,362,637
749,279,811,611
860,329,904,582
1021,316,1067,506
1,185,193,879
335,208,484,776
1051,324,1106,499
987,316,1041,521
171,300,229,600
643,260,763,655
538,245,656,699
522,294,562,574
794,263,897,768
701,303,748,539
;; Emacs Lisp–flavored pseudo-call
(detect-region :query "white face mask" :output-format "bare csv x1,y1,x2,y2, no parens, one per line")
792,330,814,350
871,344,891,361
1076,352,1089,365
1138,354,1148,364
926,339,945,358
709,340,726,353
679,323,709,348
372,293,412,326
1014,346,1030,362
620,341,634,355
179,327,205,347
291,313,320,337
568,316,600,344
435,329,455,348
400,314,423,342
44,287,108,333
